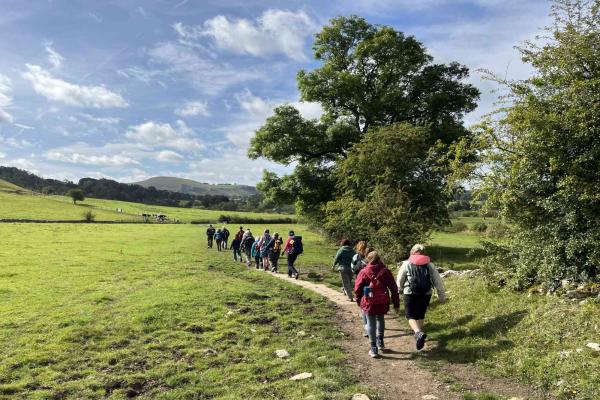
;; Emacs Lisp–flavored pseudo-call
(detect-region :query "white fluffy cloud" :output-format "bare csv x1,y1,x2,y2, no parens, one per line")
156,150,185,163
125,120,203,152
0,74,14,123
22,64,128,108
0,151,6,159
175,101,210,117
46,150,141,167
44,42,64,69
200,10,317,61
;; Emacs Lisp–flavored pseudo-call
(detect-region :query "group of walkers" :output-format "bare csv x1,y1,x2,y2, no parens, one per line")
205,224,446,359
333,240,447,358
205,224,303,278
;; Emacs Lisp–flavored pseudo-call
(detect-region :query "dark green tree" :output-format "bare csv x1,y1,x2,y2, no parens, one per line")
470,0,600,287
67,189,85,204
249,15,479,223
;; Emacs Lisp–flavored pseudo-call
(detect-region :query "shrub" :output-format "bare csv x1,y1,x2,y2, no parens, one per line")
444,221,468,233
83,211,95,223
472,222,488,233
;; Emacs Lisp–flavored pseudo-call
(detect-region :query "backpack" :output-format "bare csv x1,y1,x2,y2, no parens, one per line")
364,268,390,306
244,236,255,251
215,231,223,240
351,253,366,275
288,236,303,255
273,239,282,252
408,263,432,295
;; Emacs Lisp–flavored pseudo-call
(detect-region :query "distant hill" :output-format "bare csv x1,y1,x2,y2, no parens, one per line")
134,177,258,198
0,178,28,193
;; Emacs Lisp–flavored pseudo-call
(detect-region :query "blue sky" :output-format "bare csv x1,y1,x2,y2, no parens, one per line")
0,0,551,185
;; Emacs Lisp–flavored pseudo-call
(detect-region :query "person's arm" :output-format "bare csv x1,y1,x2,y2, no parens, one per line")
332,248,342,269
429,263,447,302
397,262,407,294
354,271,366,306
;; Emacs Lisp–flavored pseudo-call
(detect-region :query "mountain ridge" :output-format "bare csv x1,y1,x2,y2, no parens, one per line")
134,176,258,198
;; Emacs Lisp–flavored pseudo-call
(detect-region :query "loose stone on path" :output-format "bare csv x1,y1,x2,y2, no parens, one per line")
275,349,290,358
289,372,313,381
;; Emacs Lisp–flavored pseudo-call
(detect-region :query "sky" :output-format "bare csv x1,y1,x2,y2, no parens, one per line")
0,0,552,185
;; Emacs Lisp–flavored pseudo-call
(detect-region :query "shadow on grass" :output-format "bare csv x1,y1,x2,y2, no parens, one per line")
425,310,528,364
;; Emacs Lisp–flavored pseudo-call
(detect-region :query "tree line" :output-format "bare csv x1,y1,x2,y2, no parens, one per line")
249,0,600,287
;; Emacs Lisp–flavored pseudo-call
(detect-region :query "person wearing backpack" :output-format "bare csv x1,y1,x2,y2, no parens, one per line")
251,240,261,269
396,244,447,351
222,226,230,250
240,230,255,267
231,235,242,262
351,241,370,336
333,239,356,301
214,229,223,252
354,251,400,358
266,233,283,273
257,229,272,271
283,230,302,279
235,226,244,242
206,224,216,248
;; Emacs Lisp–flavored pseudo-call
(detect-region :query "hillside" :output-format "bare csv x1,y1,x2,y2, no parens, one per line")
135,176,258,198
0,178,28,193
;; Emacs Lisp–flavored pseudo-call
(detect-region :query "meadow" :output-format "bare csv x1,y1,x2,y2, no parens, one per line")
0,180,294,223
0,223,367,399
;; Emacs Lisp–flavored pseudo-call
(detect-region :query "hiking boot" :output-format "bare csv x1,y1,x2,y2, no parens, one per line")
294,273,299,280
368,347,379,358
376,337,385,351
415,331,427,351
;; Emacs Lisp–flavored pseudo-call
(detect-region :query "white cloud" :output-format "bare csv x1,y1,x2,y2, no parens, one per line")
235,89,271,116
156,150,185,163
0,74,14,123
0,135,33,149
77,113,121,125
125,120,203,152
44,42,64,69
46,150,141,167
0,151,6,159
175,100,210,117
22,64,128,108
201,10,317,61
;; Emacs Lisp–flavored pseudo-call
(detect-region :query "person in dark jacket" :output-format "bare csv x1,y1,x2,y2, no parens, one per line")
332,239,356,301
266,233,283,272
206,224,216,248
354,251,400,358
222,226,230,250
231,236,242,262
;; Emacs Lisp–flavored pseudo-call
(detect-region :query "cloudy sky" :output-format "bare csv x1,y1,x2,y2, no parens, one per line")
0,0,552,185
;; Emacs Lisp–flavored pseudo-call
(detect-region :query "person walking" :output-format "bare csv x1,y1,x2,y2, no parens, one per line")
354,251,400,358
206,224,216,248
231,235,242,262
283,230,303,279
267,233,283,272
235,226,244,242
333,239,356,301
214,229,223,252
396,244,447,351
240,229,255,267
251,240,261,269
352,241,370,336
257,229,272,271
222,226,230,250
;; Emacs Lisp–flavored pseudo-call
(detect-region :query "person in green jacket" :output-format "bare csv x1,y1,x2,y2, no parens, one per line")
333,239,356,301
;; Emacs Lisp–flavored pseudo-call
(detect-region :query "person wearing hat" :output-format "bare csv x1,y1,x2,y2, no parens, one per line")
283,230,300,278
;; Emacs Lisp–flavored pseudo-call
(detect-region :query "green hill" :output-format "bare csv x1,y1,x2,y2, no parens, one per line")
0,178,28,193
134,176,258,198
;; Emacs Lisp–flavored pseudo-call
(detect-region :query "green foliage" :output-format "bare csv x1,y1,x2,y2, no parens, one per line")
472,222,488,233
469,0,600,287
249,15,479,230
444,221,468,233
83,210,95,223
67,189,85,204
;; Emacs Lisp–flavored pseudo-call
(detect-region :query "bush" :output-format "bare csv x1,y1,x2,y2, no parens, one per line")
472,222,488,233
192,216,297,225
443,221,468,233
83,211,95,223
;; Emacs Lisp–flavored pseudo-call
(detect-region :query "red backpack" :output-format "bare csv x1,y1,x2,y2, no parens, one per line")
364,268,390,305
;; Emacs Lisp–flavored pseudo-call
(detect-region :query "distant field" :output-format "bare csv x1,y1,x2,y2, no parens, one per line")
0,223,366,399
0,183,295,222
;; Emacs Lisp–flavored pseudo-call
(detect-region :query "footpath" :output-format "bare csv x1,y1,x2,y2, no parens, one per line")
269,272,550,400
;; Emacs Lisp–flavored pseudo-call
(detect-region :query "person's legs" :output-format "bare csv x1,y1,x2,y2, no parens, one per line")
208,237,212,248
376,314,386,350
263,256,269,270
365,314,378,357
288,254,298,277
405,294,431,350
233,249,237,261
340,268,354,300
360,311,368,337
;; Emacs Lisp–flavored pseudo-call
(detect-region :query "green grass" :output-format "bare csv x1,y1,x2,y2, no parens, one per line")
0,223,368,399
424,278,600,400
0,189,295,222
429,231,483,271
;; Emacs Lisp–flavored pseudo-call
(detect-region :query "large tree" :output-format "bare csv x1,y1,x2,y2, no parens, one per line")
250,16,479,223
469,0,600,287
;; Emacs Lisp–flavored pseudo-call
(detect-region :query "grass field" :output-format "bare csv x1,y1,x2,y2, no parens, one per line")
0,223,367,399
0,181,294,223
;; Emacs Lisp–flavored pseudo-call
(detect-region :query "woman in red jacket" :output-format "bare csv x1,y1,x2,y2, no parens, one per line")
354,251,400,358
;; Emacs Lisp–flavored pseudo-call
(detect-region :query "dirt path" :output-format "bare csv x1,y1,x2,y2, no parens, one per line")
268,272,549,400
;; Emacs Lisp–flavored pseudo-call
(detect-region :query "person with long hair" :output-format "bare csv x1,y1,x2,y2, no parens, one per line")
354,251,400,358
